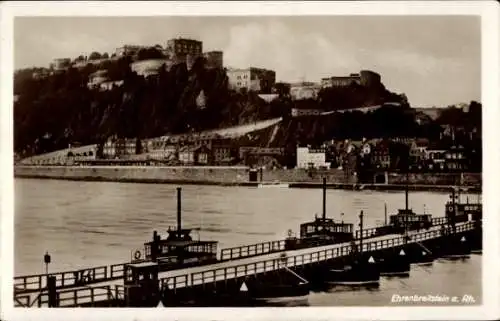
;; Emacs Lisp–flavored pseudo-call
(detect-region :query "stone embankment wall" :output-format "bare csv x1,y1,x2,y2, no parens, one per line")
387,172,481,186
14,166,481,187
262,168,355,184
14,166,250,184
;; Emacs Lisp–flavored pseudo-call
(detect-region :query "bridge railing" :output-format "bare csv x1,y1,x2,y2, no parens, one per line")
189,222,474,288
14,285,125,307
220,240,286,261
355,227,383,239
52,284,125,307
13,293,33,307
354,216,456,239
14,263,126,294
13,220,474,296
159,275,189,294
431,217,448,225
220,217,456,262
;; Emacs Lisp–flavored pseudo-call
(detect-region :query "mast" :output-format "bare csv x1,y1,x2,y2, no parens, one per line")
404,166,409,241
405,170,409,210
451,187,456,233
359,210,364,254
384,203,387,225
177,187,182,236
322,177,326,221
403,164,410,240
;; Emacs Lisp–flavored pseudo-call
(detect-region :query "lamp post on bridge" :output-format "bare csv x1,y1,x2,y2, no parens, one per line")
44,251,51,275
43,251,57,307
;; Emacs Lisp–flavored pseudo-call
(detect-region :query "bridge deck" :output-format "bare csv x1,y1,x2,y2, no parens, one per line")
219,216,450,261
15,221,474,307
161,221,471,288
15,217,452,294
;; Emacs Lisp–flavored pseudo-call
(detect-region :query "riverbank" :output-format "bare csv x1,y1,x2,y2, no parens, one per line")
287,182,481,193
14,165,481,193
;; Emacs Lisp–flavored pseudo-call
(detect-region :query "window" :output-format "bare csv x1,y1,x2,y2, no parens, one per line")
126,268,134,282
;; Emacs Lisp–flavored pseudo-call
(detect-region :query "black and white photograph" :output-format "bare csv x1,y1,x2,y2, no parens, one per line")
1,1,499,320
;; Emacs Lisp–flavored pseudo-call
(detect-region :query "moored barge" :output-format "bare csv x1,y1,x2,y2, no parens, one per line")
375,173,432,236
285,178,355,251
325,212,380,286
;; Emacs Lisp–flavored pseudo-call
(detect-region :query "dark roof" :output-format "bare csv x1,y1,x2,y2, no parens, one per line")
193,144,211,153
415,138,429,147
178,145,195,152
427,141,448,150
301,217,354,227
145,239,217,247
375,139,390,149
349,141,364,148
127,261,158,268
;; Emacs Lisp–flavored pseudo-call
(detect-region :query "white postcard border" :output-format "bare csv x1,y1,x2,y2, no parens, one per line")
1,1,498,320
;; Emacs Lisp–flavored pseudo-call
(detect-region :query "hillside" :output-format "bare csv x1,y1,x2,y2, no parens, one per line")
15,57,410,156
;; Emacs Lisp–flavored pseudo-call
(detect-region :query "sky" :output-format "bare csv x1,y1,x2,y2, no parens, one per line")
14,16,481,107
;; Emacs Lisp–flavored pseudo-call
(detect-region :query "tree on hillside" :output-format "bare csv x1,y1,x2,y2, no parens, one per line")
436,106,465,127
136,47,165,61
399,93,409,105
89,52,102,60
467,100,482,131
102,53,109,59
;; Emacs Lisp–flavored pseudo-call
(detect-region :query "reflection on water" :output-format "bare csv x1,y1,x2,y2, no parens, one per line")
14,178,481,306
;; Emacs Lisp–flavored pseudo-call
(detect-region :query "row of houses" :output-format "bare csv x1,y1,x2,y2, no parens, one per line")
296,140,390,171
20,133,476,172
99,137,284,166
297,137,476,172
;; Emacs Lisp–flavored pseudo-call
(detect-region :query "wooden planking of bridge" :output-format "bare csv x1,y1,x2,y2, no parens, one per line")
14,216,451,295
15,221,475,307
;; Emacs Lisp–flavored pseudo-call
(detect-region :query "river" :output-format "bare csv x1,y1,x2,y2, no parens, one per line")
14,178,482,306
